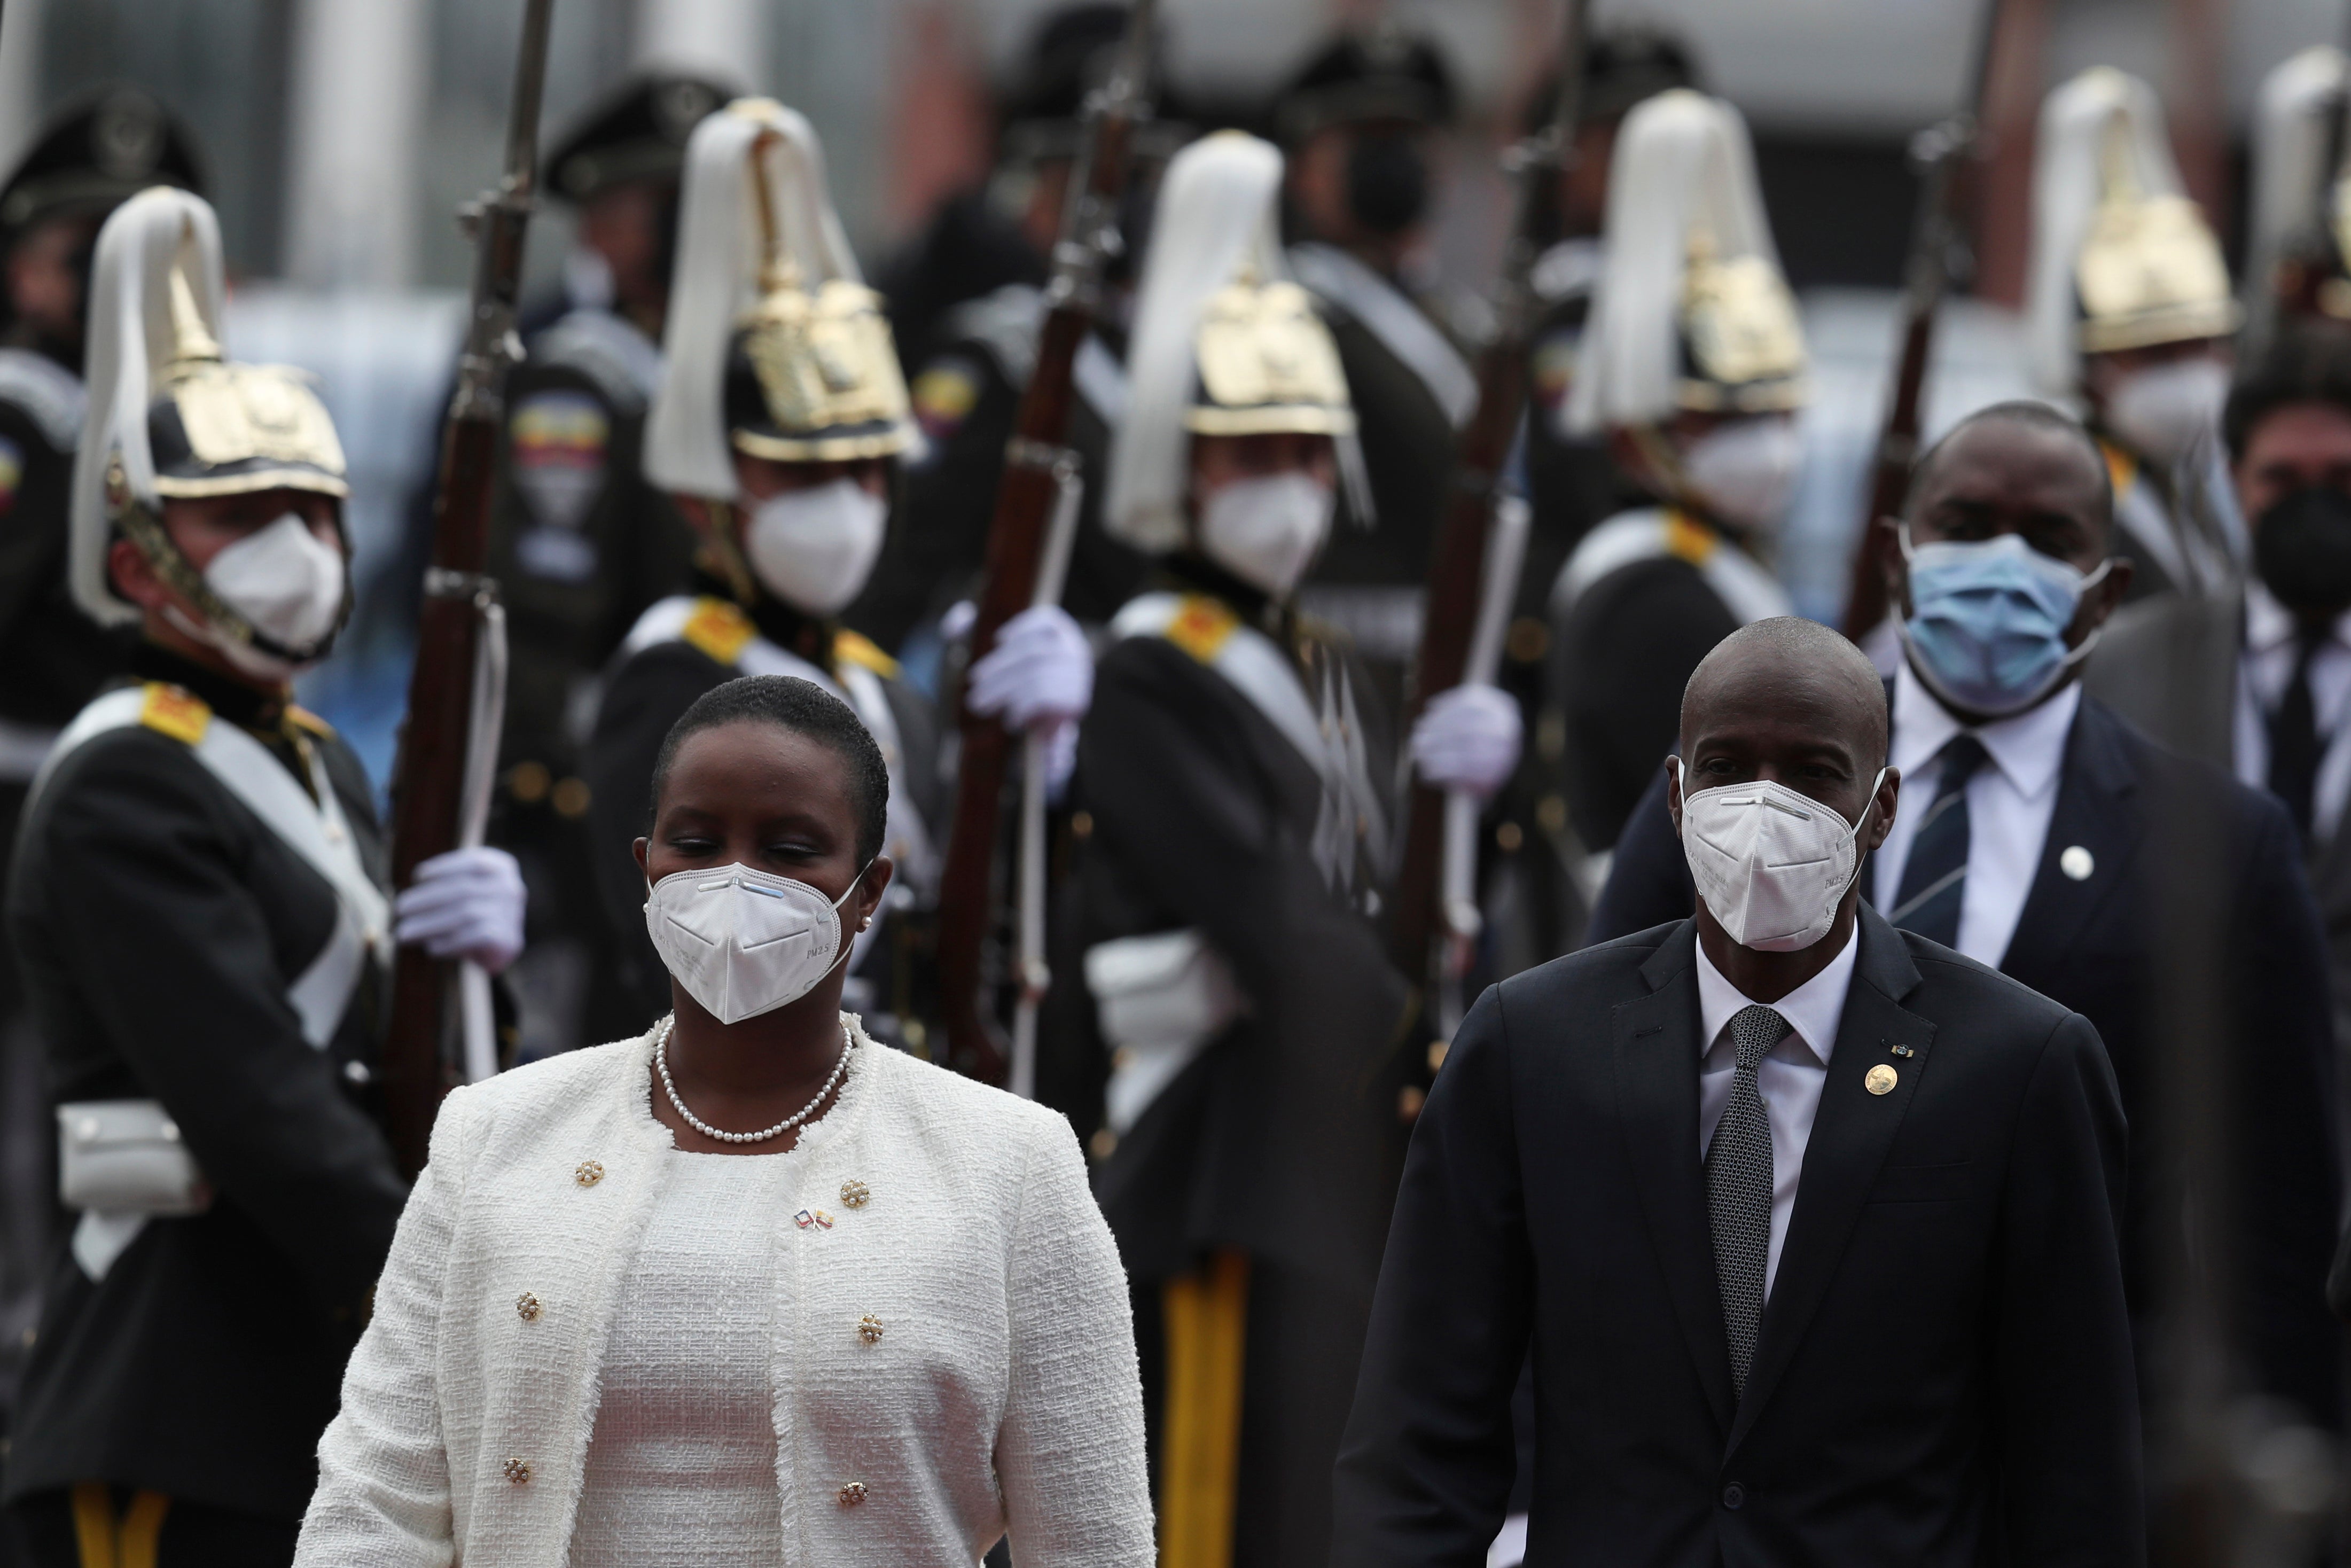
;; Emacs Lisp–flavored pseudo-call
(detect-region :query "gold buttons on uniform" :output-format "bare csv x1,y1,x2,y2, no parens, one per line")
575,1160,604,1187
517,1292,542,1322
503,1457,531,1485
840,1179,870,1209
858,1315,884,1345
838,1481,868,1507
1865,1064,1899,1096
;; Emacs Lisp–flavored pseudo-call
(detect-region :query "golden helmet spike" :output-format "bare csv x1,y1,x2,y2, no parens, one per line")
728,120,913,463
164,222,222,372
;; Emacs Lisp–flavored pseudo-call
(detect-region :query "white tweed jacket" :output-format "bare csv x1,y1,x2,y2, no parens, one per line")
294,1016,1153,1567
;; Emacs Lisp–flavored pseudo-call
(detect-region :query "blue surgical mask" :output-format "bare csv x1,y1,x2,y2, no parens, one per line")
1897,524,2111,718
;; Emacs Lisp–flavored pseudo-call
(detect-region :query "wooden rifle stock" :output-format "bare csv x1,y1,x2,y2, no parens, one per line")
934,2,1155,1085
1839,0,2008,637
1386,0,1590,984
381,0,553,1176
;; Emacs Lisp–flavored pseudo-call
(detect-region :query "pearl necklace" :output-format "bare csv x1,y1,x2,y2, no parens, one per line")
654,1015,853,1145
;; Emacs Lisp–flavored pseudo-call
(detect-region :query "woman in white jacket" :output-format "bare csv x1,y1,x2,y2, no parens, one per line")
295,674,1152,1568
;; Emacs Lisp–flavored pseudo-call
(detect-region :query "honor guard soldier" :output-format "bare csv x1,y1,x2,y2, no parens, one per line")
584,98,1093,1050
481,71,727,1055
864,4,1182,654
1518,28,1701,594
1547,88,1806,856
1045,130,1517,1568
2243,45,2351,350
2025,67,2243,602
0,187,524,1567
1274,24,1476,695
0,86,204,1432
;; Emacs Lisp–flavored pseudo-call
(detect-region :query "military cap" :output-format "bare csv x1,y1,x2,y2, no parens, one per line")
0,87,202,238
1276,24,1457,144
1523,25,1705,136
544,73,733,202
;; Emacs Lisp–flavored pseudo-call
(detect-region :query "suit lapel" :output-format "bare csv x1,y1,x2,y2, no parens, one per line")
1995,695,2137,979
1728,908,1934,1455
1613,923,1736,1435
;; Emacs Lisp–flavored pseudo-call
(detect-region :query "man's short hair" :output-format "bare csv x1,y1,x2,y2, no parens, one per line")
2223,323,2351,463
1905,399,2114,533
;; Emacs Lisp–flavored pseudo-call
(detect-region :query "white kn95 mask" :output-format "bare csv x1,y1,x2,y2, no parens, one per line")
644,860,870,1024
1675,761,1887,952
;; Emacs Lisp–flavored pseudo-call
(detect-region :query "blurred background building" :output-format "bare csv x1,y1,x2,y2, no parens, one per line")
0,0,2335,783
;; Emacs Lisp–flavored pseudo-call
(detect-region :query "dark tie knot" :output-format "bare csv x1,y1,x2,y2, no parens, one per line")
1937,734,1988,789
1728,1004,1789,1073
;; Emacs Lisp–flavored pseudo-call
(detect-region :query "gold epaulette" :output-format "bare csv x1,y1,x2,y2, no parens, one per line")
832,629,901,681
137,683,211,745
2099,440,2138,497
679,597,757,667
1165,596,1239,664
1661,510,1721,567
287,705,336,739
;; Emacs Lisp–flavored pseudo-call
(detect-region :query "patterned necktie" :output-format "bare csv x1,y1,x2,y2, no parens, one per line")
1707,1002,1787,1401
1888,734,1987,948
2269,629,2327,844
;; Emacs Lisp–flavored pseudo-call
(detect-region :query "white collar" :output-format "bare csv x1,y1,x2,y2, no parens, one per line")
1890,658,2077,805
2244,578,2351,657
1693,919,1861,1068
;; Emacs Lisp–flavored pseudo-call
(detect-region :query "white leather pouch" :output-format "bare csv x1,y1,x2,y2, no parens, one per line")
57,1100,212,1215
1087,929,1246,1135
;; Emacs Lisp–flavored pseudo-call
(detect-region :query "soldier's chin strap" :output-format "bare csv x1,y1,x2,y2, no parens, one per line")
114,495,353,674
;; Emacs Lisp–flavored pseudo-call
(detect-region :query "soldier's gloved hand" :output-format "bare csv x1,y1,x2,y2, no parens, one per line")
1411,683,1524,801
966,604,1094,732
395,847,527,976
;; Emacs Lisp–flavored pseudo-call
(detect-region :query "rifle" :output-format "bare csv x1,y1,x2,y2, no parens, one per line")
381,0,553,1177
1386,0,1590,989
934,0,1158,1084
1838,0,2008,638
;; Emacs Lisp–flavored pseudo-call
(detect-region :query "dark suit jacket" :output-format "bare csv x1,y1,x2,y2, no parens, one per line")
1332,907,2143,1566
1589,692,2344,1429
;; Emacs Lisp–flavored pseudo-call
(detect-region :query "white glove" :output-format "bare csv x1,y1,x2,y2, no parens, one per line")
394,846,527,976
1410,683,1524,800
967,604,1094,733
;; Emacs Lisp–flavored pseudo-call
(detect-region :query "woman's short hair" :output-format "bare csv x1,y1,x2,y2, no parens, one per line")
649,675,890,865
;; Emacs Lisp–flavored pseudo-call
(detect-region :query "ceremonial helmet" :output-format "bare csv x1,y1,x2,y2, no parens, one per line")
1565,89,1807,436
645,97,916,504
2025,67,2238,394
1105,130,1360,555
2244,46,2351,348
71,186,350,668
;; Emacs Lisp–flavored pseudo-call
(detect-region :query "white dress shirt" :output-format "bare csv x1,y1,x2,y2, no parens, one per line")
1872,662,2078,968
2233,581,2351,845
1693,924,1861,1299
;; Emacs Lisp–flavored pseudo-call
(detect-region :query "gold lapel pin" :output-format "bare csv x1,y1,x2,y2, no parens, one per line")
1865,1064,1899,1096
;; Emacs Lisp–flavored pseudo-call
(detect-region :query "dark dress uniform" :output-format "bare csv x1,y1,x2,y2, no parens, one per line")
1045,556,1415,1568
584,574,943,1044
1286,246,1470,696
858,284,1145,651
2,648,405,1559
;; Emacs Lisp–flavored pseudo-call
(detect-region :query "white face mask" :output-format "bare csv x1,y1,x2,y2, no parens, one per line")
744,478,888,615
1197,471,1334,597
168,511,347,679
2102,357,2228,467
1681,416,1801,533
1675,761,1888,953
643,860,870,1025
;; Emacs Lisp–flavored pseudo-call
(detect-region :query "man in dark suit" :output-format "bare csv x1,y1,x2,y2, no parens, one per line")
1589,403,2343,1436
1334,616,2143,1564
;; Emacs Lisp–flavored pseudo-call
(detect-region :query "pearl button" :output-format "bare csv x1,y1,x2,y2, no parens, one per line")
2060,845,2094,881
503,1456,531,1485
517,1292,542,1322
575,1160,604,1187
